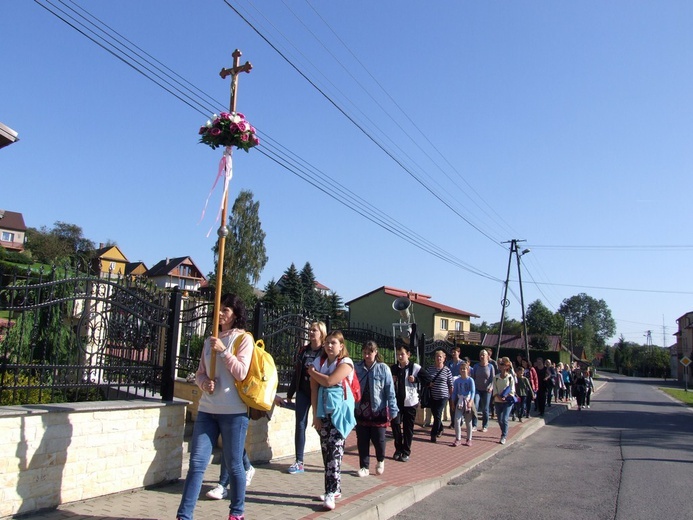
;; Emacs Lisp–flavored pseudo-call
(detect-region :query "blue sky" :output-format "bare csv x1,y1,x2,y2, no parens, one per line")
2,1,692,346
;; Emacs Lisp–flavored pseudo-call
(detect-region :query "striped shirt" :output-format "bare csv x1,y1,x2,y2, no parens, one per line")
427,365,453,400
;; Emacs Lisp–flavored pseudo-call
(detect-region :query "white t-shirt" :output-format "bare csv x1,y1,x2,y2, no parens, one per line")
312,356,354,384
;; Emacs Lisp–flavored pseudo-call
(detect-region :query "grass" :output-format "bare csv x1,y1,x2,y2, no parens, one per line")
659,387,693,406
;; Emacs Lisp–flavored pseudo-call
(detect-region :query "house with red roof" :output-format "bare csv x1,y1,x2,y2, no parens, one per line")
347,286,480,342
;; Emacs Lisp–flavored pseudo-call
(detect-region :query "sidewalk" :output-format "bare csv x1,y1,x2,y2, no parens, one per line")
19,399,576,520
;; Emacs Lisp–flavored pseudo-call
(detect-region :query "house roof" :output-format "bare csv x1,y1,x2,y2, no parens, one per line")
481,333,563,351
347,285,480,318
125,261,148,275
0,210,26,231
93,245,129,262
146,256,206,280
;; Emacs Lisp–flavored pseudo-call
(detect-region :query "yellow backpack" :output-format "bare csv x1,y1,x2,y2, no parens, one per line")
232,333,278,415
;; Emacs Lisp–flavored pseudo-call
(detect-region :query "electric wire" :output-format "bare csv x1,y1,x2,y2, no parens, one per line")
222,0,504,246
34,0,691,300
35,0,503,283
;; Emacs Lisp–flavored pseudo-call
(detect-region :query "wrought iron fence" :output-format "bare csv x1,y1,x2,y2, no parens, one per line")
1,260,429,404
0,261,175,405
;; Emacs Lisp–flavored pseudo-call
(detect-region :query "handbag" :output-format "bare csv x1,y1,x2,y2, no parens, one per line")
419,368,443,409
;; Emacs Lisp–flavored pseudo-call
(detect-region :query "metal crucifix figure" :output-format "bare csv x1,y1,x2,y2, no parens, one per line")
208,49,252,381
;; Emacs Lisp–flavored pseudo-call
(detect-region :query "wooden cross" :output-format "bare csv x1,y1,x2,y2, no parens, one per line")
208,49,252,383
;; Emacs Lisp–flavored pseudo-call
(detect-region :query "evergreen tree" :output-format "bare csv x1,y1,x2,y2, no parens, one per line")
300,262,319,315
281,263,303,307
261,279,286,309
211,190,268,305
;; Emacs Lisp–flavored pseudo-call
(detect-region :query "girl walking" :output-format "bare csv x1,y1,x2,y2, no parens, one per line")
450,361,476,446
492,357,516,445
308,331,356,511
354,341,398,477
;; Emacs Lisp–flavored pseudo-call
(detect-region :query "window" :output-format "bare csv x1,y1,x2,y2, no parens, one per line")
1,231,14,242
440,318,449,330
455,321,462,331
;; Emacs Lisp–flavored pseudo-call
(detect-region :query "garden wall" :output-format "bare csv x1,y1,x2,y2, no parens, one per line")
0,400,186,518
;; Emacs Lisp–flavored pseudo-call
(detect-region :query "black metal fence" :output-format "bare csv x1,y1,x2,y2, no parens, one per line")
1,259,457,405
0,261,175,405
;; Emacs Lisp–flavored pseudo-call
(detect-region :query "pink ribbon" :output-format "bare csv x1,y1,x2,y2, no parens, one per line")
200,146,233,237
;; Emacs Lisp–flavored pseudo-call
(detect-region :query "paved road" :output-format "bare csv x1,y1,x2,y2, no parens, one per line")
394,374,693,520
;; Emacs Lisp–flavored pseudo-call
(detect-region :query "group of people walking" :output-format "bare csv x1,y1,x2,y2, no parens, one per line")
176,299,594,519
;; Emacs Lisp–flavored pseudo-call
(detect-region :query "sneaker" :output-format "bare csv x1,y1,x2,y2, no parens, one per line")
482,427,488,433
287,461,304,474
400,454,410,462
393,451,402,461
357,467,370,477
500,437,506,445
450,439,462,447
245,465,255,487
472,426,478,432
228,516,244,520
518,417,523,423
464,439,472,447
323,492,336,511
206,484,228,500
376,460,385,475
319,492,341,501
511,416,516,421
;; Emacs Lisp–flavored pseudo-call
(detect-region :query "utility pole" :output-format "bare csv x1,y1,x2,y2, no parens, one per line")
495,239,531,363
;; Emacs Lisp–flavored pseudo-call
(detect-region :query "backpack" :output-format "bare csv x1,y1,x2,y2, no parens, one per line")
319,355,361,402
232,333,278,414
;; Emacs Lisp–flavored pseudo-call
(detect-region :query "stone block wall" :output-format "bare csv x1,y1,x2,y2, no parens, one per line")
0,400,186,518
175,379,320,463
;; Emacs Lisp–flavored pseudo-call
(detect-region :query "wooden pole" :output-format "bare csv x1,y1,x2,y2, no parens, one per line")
209,49,252,382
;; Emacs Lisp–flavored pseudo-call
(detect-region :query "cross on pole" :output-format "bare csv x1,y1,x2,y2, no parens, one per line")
209,49,252,382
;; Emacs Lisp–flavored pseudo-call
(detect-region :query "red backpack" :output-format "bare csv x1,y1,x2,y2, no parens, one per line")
319,355,361,402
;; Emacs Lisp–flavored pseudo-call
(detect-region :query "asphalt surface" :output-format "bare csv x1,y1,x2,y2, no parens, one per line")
393,374,693,520
21,375,689,520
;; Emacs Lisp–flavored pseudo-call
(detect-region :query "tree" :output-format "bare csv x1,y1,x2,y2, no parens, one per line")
526,300,561,336
211,190,268,304
558,293,616,359
299,262,319,314
280,263,303,307
261,279,286,309
25,221,95,264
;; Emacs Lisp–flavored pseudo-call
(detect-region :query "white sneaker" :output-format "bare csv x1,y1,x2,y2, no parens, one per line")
500,437,506,445
376,460,385,475
245,465,255,487
323,492,336,510
205,484,227,500
357,467,370,477
319,492,341,501
482,427,488,432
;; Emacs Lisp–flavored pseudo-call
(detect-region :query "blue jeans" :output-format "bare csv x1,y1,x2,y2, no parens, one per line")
494,401,513,438
294,389,312,462
473,390,491,429
177,411,249,519
219,450,251,487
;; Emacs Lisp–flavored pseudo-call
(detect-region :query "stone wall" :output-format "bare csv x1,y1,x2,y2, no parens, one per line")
0,400,186,518
175,379,320,463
